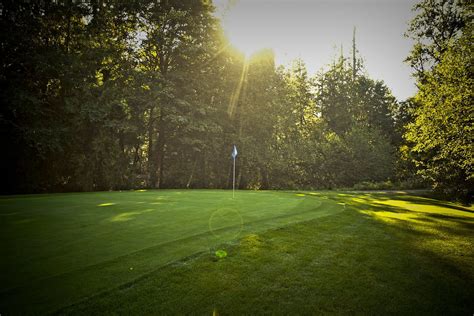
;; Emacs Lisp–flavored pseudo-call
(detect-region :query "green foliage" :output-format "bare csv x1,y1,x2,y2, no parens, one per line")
404,0,468,79
1,1,402,193
405,25,473,201
404,1,473,201
352,180,395,191
315,125,395,188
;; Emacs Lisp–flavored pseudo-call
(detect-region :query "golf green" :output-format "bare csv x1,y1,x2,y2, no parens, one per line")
0,189,342,314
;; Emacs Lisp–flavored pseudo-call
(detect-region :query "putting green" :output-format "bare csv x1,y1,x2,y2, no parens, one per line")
0,190,343,314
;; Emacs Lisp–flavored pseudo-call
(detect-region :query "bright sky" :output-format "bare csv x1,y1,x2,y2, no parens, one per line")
213,0,418,100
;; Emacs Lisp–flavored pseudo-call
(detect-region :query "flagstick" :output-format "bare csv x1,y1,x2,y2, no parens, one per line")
232,157,236,199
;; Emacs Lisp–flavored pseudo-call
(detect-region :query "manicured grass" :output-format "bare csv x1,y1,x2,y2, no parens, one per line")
1,190,473,314
0,190,341,314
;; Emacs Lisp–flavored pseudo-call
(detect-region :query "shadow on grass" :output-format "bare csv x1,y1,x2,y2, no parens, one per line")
329,192,473,256
356,192,473,213
52,191,474,315
324,192,474,312
328,192,474,237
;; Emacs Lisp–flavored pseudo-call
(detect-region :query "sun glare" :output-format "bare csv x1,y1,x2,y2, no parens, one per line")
220,1,271,57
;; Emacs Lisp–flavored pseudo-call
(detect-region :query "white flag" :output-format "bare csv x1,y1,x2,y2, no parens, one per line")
231,145,238,159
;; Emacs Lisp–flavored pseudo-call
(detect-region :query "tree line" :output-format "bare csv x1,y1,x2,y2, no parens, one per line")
0,0,471,201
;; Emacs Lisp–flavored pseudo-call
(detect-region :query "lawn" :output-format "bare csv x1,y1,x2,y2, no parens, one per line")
0,190,473,314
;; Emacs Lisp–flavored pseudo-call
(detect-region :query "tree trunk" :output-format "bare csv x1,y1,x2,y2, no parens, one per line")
186,158,198,188
147,107,156,187
226,161,233,189
237,158,244,189
155,113,166,188
261,166,270,189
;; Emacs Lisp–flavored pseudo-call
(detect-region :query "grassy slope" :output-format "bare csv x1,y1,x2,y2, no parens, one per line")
0,190,341,314
59,192,474,315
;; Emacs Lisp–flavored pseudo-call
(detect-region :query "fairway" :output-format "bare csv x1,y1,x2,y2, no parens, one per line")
1,190,473,315
0,190,342,314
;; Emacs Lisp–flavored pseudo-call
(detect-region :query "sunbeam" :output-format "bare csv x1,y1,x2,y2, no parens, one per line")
227,59,249,118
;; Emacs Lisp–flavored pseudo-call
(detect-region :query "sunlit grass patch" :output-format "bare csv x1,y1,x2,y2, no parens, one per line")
337,193,351,196
360,210,420,224
240,233,263,253
97,202,115,207
110,209,154,222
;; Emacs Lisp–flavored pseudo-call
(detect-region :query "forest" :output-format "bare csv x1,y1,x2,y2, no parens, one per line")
0,0,472,201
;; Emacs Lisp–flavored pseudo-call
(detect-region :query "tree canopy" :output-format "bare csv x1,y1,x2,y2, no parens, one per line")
0,0,471,202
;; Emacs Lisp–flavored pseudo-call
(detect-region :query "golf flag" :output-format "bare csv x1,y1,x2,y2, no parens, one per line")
231,145,237,198
231,145,238,159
